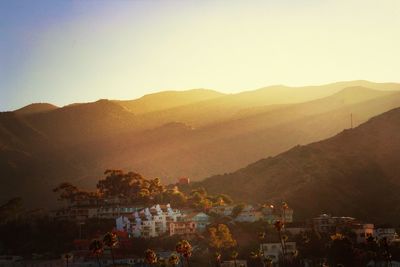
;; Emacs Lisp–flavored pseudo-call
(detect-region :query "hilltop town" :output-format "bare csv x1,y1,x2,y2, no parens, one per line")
1,171,400,267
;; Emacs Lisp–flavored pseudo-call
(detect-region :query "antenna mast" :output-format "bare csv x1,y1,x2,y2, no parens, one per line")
350,113,353,129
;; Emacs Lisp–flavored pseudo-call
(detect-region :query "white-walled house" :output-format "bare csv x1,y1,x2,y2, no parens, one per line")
116,204,185,238
235,206,262,222
260,242,297,265
210,205,235,217
169,221,197,236
185,212,211,232
352,223,374,243
221,260,247,267
375,228,399,242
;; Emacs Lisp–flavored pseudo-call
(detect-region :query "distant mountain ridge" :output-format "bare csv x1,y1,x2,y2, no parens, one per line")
1,80,400,209
14,103,58,115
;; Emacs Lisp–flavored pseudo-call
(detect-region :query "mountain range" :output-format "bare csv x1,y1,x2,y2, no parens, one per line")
1,80,400,210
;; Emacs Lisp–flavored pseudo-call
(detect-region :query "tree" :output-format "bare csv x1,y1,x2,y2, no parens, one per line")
274,220,286,266
176,240,192,267
231,250,239,267
53,183,80,202
249,249,265,267
97,170,135,198
232,204,245,218
103,232,118,266
62,253,73,267
161,190,187,207
89,240,104,267
0,197,23,223
209,224,237,252
327,233,354,266
216,194,233,205
145,249,158,265
97,170,167,203
168,254,180,266
214,252,222,267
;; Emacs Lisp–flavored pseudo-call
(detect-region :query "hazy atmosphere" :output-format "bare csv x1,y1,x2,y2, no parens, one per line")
1,0,400,110
1,1,400,266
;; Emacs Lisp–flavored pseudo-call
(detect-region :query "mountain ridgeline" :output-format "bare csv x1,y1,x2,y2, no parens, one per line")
1,80,400,212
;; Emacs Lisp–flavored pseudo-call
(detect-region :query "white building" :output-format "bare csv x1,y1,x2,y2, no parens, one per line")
352,223,374,243
235,205,263,223
185,212,211,232
375,228,399,242
116,204,184,238
210,205,235,217
261,205,293,224
260,242,297,265
312,214,356,233
221,260,247,267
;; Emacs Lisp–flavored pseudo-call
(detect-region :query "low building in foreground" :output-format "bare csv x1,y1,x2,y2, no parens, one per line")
260,242,297,265
221,260,248,267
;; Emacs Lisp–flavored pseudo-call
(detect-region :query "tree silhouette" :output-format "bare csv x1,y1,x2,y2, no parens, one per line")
274,220,286,266
103,232,118,266
168,254,180,267
231,250,239,267
176,240,192,267
209,224,237,252
145,249,158,266
89,240,104,267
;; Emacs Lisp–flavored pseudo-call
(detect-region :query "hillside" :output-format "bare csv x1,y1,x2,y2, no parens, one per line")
14,103,58,115
1,81,400,207
198,108,400,223
114,89,225,114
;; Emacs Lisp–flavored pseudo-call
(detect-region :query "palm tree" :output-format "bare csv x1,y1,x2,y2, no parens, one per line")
231,251,238,267
145,249,158,266
250,249,265,267
214,252,221,267
103,232,118,266
176,240,192,267
274,220,286,266
379,237,392,267
263,256,273,267
62,253,73,267
89,240,104,267
168,254,180,267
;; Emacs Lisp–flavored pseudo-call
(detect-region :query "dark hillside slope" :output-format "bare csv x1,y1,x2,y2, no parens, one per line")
199,108,400,223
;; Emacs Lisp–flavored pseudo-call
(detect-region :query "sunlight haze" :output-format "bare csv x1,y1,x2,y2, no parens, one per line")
1,0,399,110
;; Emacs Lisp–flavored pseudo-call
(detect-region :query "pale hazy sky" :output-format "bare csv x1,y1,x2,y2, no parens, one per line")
1,0,399,111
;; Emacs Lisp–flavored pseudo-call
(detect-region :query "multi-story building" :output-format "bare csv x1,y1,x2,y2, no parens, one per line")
375,228,399,242
210,205,235,217
51,207,99,222
221,260,248,267
116,204,185,238
261,205,293,224
260,242,297,265
184,212,211,232
235,205,263,223
51,197,143,222
312,214,356,233
169,221,197,236
351,223,374,243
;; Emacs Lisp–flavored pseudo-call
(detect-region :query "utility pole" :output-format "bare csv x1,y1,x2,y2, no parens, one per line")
350,113,353,129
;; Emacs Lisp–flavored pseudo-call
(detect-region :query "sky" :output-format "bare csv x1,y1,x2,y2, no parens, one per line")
1,0,399,111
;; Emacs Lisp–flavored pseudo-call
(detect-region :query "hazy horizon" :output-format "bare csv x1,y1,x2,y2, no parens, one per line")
1,0,400,111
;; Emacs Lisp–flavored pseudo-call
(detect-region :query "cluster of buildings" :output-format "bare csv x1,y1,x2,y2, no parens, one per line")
50,197,145,222
260,241,297,265
312,214,399,243
210,204,294,224
257,213,400,267
115,204,211,238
